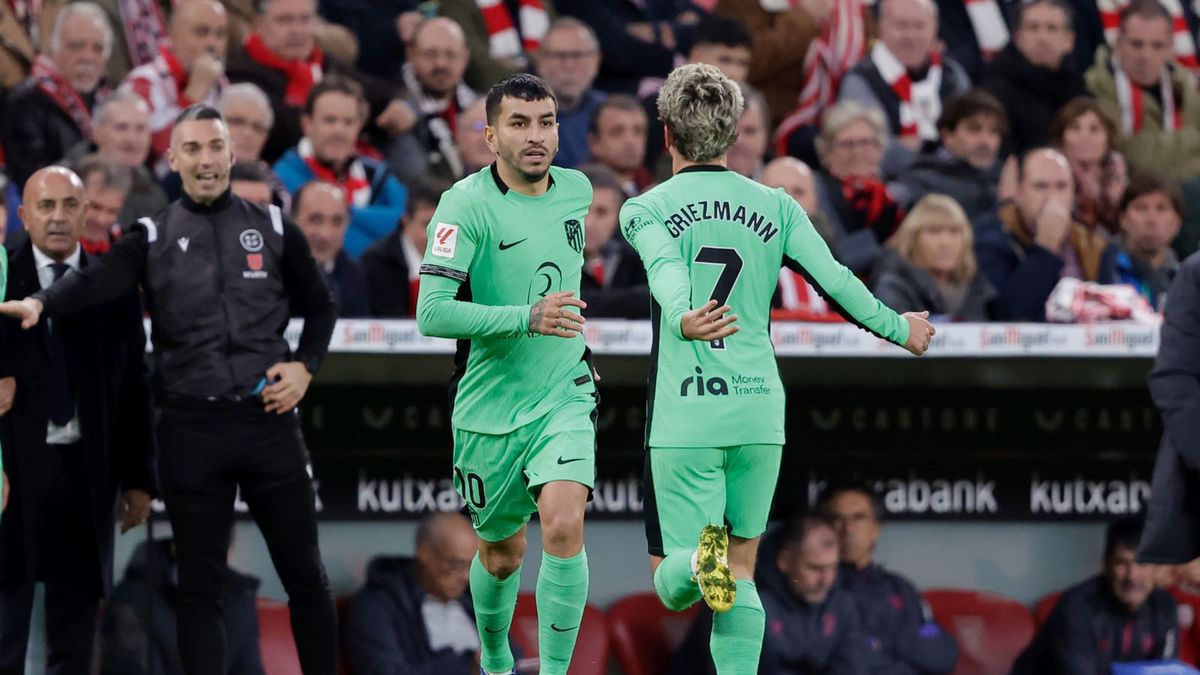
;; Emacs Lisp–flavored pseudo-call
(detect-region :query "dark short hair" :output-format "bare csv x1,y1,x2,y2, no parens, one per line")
230,161,273,184
1119,172,1183,216
1104,518,1145,559
1119,0,1173,32
778,515,836,552
75,153,133,194
1017,0,1075,32
588,94,645,136
937,89,1008,135
485,73,558,126
1050,97,1118,150
692,13,753,51
175,103,224,127
578,163,625,201
304,74,367,118
292,179,346,217
818,482,884,522
405,177,451,218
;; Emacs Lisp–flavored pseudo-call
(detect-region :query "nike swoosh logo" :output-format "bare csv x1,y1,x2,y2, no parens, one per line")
498,238,528,250
556,457,586,465
550,623,577,632
484,624,509,633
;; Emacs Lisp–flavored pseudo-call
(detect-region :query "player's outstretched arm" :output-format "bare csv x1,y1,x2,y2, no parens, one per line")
0,298,43,330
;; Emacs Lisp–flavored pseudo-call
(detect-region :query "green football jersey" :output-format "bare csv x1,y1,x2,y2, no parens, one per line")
418,164,595,435
621,165,909,448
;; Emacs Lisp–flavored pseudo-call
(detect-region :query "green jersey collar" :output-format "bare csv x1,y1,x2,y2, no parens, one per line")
489,162,556,195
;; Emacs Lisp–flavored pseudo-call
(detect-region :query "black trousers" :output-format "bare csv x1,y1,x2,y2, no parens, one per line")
157,399,336,675
0,442,101,675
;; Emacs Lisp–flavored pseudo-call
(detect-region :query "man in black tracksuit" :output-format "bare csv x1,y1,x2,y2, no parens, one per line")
0,104,339,675
1012,519,1178,674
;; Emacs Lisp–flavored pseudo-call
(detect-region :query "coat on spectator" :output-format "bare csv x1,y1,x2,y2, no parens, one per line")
580,241,651,318
344,556,480,675
974,201,1117,321
2,69,110,189
0,0,63,88
555,0,685,95
815,170,904,276
361,229,420,318
1086,46,1200,180
437,0,555,92
932,0,1015,83
713,0,820,125
63,140,170,227
321,250,371,318
273,146,408,259
872,249,997,321
99,539,265,675
1113,244,1177,311
1011,575,1178,673
1142,253,1200,563
317,0,417,79
979,42,1088,157
888,148,1001,222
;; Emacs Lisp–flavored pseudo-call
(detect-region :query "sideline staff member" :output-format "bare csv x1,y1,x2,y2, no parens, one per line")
0,105,339,675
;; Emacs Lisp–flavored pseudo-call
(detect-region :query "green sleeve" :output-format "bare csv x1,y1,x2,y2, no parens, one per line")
782,199,910,346
620,200,690,341
415,273,530,339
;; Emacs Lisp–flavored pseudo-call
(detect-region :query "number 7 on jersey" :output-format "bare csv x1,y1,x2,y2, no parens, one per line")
694,246,743,350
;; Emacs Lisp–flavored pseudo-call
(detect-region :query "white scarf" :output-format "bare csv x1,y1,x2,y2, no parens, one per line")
1113,57,1181,133
401,63,479,179
964,0,1010,59
870,43,943,141
1099,0,1199,71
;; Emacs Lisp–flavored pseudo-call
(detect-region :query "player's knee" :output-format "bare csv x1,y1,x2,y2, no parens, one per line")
540,510,584,554
480,535,526,578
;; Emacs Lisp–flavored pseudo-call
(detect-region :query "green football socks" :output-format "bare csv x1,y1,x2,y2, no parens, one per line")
710,579,765,675
536,548,589,675
653,550,703,611
470,553,521,675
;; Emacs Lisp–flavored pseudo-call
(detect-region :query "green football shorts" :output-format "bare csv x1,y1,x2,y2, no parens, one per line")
644,444,783,556
452,393,597,542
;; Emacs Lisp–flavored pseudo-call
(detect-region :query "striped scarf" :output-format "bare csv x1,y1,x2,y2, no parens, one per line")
1113,56,1182,134
773,0,866,155
298,138,373,207
119,0,174,69
476,0,548,62
870,43,942,141
1099,0,1199,71
31,54,109,137
964,0,1010,60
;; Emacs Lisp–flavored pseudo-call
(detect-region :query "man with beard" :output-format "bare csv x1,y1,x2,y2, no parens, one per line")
1012,518,1179,672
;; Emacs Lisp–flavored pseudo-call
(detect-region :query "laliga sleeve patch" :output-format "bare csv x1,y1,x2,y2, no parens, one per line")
431,223,459,258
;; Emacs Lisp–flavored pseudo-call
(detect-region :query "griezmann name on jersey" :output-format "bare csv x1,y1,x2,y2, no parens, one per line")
419,164,596,435
621,166,909,449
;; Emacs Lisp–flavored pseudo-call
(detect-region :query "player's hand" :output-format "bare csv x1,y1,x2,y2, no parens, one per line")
262,362,313,414
0,377,14,416
376,99,418,136
529,291,587,338
118,488,152,533
0,298,43,329
681,300,739,341
184,52,223,101
902,311,935,356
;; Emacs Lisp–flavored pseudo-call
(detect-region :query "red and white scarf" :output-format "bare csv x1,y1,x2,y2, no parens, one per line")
298,138,372,207
870,42,942,141
243,32,324,107
964,0,1009,60
120,0,174,70
1113,57,1182,133
7,0,42,50
476,0,548,61
1099,0,1199,71
774,0,866,154
31,54,109,136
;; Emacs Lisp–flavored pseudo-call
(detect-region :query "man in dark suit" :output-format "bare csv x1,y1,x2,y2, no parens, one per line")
0,165,156,675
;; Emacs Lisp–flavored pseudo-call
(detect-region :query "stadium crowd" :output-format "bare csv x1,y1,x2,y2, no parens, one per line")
0,0,1198,673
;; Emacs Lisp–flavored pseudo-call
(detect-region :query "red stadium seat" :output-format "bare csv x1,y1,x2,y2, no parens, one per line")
1171,588,1200,666
511,591,610,675
256,597,302,675
607,592,700,675
1032,591,1062,627
922,589,1036,675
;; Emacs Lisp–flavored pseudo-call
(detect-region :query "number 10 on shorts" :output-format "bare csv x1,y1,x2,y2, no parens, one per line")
454,466,487,526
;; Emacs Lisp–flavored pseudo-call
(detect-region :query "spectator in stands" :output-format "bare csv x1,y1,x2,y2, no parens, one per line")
63,91,169,224
669,516,865,674
589,95,652,196
292,180,370,317
580,164,650,318
99,537,265,675
393,17,478,184
1050,98,1129,236
436,0,552,93
538,18,605,169
3,2,114,189
344,512,482,674
122,0,230,175
220,82,274,163
555,0,701,95
274,75,407,259
889,90,1005,222
932,0,1014,84
76,154,131,255
1086,0,1200,180
838,0,971,178
814,101,905,276
975,148,1117,321
0,0,60,88
226,0,408,163
316,0,421,79
361,178,448,318
727,84,770,180
454,98,494,177
820,485,959,674
1114,173,1182,310
642,14,754,171
873,194,997,321
1013,519,1179,673
229,161,276,205
980,0,1085,157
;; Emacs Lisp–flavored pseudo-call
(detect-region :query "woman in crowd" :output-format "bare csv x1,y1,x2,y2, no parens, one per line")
1050,97,1128,236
